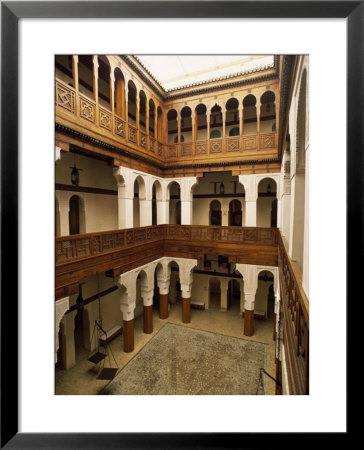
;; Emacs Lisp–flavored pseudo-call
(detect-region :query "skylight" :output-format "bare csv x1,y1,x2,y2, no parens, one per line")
135,55,274,91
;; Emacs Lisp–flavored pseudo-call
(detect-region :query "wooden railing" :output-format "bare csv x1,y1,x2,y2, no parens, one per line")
277,232,309,395
56,78,278,164
56,225,165,264
165,225,278,245
55,78,164,158
56,225,278,264
165,132,277,160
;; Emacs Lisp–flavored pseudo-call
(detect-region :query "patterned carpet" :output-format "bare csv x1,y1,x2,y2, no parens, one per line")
101,323,268,395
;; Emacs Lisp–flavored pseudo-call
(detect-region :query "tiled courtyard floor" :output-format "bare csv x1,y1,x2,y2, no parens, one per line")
55,301,277,395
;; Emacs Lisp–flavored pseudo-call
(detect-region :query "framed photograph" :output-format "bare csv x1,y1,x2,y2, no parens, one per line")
1,1,360,447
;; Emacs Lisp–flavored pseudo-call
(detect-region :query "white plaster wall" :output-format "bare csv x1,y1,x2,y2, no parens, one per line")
256,197,274,227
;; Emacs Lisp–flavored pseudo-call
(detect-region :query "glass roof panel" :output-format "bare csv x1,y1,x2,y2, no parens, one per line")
135,55,274,91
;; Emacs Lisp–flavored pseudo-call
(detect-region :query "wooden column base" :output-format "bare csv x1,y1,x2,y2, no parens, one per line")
243,309,254,336
159,293,169,319
143,305,153,334
123,319,134,353
182,297,191,324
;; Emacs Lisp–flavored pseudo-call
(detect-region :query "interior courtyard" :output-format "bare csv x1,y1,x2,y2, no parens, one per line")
55,54,309,396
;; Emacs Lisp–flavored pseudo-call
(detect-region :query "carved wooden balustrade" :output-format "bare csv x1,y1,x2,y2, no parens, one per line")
277,232,309,395
165,225,278,245
55,78,164,158
56,225,165,264
56,225,279,265
165,132,277,160
56,78,278,165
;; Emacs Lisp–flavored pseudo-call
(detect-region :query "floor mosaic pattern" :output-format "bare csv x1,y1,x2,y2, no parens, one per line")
101,323,268,395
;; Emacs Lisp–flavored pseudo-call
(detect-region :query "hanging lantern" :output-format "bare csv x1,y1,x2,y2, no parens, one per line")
76,291,84,312
220,182,225,194
267,184,271,194
263,272,268,282
71,165,80,186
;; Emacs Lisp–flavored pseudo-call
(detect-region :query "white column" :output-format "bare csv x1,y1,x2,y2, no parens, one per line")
180,177,198,225
220,278,229,311
58,197,70,236
139,198,152,226
55,297,69,363
114,167,134,229
239,175,257,226
245,199,257,226
181,201,193,225
157,200,168,224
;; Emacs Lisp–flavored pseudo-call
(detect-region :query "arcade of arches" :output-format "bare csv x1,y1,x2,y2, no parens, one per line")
55,55,309,395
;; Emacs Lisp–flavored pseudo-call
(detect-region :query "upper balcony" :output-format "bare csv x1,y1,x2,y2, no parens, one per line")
55,54,280,173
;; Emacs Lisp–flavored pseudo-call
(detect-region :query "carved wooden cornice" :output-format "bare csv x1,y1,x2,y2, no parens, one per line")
56,122,280,173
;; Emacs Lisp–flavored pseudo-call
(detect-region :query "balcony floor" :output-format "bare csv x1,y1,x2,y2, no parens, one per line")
55,301,277,395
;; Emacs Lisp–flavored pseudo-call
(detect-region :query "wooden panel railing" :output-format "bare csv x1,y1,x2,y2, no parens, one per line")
165,225,278,245
55,78,163,158
56,225,165,264
277,232,309,395
56,225,278,264
165,131,277,160
56,78,277,164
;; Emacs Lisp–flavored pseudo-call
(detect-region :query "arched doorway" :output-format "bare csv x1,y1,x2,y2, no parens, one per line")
167,109,178,143
226,98,239,135
209,277,221,310
168,182,181,224
210,200,222,226
114,68,126,119
181,106,192,142
227,279,241,311
69,195,85,235
210,104,222,138
256,270,274,320
260,91,276,133
195,104,207,140
243,94,257,134
228,199,242,226
73,309,90,364
97,56,111,110
257,178,277,227
133,176,146,227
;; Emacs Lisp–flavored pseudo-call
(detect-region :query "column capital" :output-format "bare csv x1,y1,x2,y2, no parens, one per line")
181,283,192,298
141,287,154,306
157,277,170,295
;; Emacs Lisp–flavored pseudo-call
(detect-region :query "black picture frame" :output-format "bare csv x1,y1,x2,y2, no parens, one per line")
1,1,359,447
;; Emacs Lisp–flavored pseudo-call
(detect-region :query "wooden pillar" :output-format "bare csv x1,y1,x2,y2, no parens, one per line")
72,55,79,91
239,103,243,135
123,319,134,353
182,297,191,324
143,305,153,334
136,95,140,130
92,55,98,103
222,109,226,138
244,309,254,336
110,72,114,114
125,86,129,123
159,293,169,319
177,115,181,143
145,100,149,135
